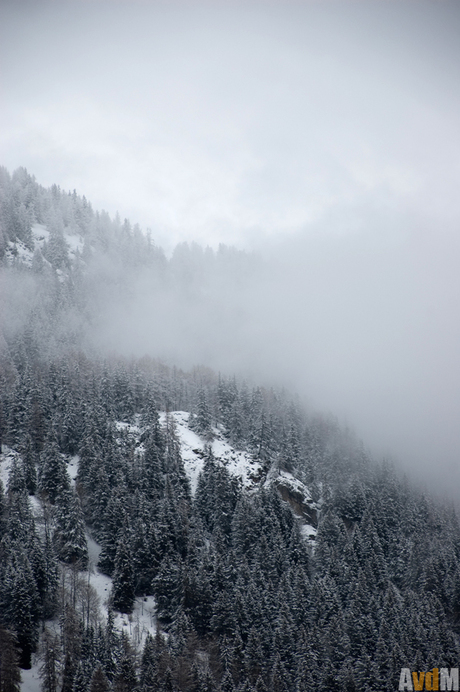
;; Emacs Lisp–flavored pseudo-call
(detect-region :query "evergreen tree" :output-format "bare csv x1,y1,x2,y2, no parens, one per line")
89,668,110,692
220,669,236,692
72,659,92,692
111,536,135,614
20,434,37,494
113,634,137,692
6,456,27,496
38,430,70,504
60,604,83,692
39,629,61,692
102,609,119,681
191,388,212,439
53,490,88,568
6,553,40,668
97,493,127,576
140,633,157,688
0,626,21,692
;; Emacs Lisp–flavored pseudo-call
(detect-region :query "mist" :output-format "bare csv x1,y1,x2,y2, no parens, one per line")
1,0,460,495
84,205,460,498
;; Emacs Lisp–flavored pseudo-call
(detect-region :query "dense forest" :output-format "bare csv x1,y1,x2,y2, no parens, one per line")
1,167,460,692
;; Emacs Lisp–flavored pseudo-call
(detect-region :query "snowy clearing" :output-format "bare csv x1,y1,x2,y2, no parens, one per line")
159,411,262,494
0,445,14,489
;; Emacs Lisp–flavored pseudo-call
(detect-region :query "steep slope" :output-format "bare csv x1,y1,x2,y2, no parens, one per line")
2,167,460,691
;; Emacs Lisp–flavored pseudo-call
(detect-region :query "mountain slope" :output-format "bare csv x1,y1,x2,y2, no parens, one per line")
1,167,460,692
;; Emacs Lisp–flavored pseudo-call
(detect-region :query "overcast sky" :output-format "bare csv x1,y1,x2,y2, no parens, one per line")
1,0,460,249
2,0,460,494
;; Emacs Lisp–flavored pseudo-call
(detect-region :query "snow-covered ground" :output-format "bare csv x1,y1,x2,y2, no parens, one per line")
67,455,79,487
0,445,14,489
300,523,317,541
4,224,46,267
32,223,49,242
113,411,317,540
5,238,34,267
159,411,262,494
85,535,157,649
20,667,40,692
64,231,84,256
5,223,85,268
158,412,318,542
114,420,141,436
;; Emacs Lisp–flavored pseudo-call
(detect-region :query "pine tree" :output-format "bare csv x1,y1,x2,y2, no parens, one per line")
39,629,61,692
140,633,157,688
38,430,70,504
191,388,212,439
53,490,88,568
0,480,6,537
72,660,92,692
113,634,137,692
154,554,183,624
111,536,135,614
97,493,127,576
20,434,37,495
220,669,236,692
60,604,83,692
7,553,40,668
41,529,59,619
0,626,21,692
131,511,155,595
162,668,174,692
7,456,27,496
229,397,245,450
89,668,110,692
102,609,119,681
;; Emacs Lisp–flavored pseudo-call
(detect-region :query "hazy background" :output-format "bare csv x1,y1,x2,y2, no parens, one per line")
1,0,460,494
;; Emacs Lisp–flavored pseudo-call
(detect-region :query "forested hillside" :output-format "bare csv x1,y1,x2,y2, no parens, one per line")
0,166,254,366
1,168,460,692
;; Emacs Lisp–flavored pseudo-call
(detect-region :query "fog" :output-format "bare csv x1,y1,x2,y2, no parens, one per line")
89,206,460,497
2,0,460,495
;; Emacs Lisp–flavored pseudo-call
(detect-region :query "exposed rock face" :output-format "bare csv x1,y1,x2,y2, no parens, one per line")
270,472,318,528
276,481,318,526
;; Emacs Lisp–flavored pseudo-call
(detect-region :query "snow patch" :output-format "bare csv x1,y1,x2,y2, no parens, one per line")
212,435,261,489
300,523,317,541
5,238,34,267
6,223,85,271
32,223,49,245
67,455,79,487
160,412,205,494
112,595,156,649
65,231,84,255
29,495,43,522
159,411,262,495
5,224,49,267
114,421,141,435
20,666,41,692
0,445,14,489
85,534,156,648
